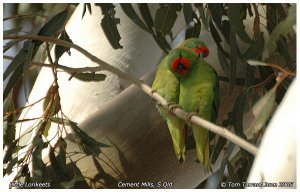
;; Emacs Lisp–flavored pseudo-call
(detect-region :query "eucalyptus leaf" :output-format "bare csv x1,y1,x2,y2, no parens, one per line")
208,4,223,29
231,90,249,137
3,26,22,36
263,4,295,59
35,9,68,44
195,4,209,30
23,41,35,101
138,4,154,28
70,72,106,82
229,31,237,94
4,92,16,147
154,4,182,36
55,30,73,63
82,3,92,19
244,88,276,140
228,4,252,44
69,120,110,156
3,40,22,53
226,159,241,185
120,4,149,32
3,139,18,164
61,163,85,189
98,4,123,49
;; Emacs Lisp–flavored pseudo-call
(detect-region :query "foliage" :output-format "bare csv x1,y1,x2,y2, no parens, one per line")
3,3,296,189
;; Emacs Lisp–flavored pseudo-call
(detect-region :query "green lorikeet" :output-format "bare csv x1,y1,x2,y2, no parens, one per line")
152,38,214,165
168,46,219,171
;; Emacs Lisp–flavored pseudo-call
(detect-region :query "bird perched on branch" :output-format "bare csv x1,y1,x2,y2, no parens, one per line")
152,38,219,171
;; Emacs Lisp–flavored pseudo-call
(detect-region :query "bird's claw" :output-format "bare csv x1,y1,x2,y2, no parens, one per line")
186,112,198,125
165,102,181,113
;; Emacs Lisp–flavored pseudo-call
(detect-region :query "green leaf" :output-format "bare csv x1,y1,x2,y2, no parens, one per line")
3,48,27,81
31,136,50,183
229,31,238,94
97,4,123,49
55,30,73,63
35,9,68,45
277,36,292,67
208,4,223,29
3,139,18,164
195,4,209,30
243,33,264,60
184,7,201,39
69,72,106,82
244,88,276,140
3,92,16,147
231,91,249,137
120,4,149,32
42,121,51,138
43,85,61,117
3,40,22,53
82,3,92,19
155,31,171,52
218,142,235,183
23,41,35,101
57,137,68,174
209,20,230,59
228,4,252,44
69,120,110,156
226,159,241,184
183,3,193,24
185,21,201,39
5,157,18,176
217,48,230,77
61,163,85,189
154,4,182,36
3,26,22,36
138,4,154,28
263,4,295,59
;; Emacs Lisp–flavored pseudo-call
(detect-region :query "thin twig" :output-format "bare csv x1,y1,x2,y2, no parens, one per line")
4,35,258,155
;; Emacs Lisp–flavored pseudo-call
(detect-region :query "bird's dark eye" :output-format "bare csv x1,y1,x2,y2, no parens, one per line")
178,63,186,70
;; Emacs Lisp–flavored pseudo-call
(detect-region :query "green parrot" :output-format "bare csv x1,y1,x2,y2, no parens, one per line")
152,38,211,164
167,46,219,171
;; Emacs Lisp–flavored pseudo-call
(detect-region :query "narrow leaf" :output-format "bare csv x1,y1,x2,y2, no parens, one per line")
35,10,68,44
120,4,149,32
154,4,182,36
3,40,22,53
195,3,209,30
263,4,295,59
3,26,22,36
138,4,154,28
98,4,123,49
82,3,92,19
54,30,73,63
183,3,193,24
229,31,237,94
208,4,223,29
244,88,276,140
228,4,252,44
69,72,106,82
3,139,18,164
23,41,35,101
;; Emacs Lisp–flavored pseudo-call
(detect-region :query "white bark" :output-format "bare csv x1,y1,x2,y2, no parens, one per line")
247,80,296,189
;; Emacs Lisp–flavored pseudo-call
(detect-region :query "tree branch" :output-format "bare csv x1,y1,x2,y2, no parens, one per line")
4,35,258,155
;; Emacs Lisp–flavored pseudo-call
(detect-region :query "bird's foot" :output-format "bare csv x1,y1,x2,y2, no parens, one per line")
186,112,198,125
165,102,181,113
150,89,160,104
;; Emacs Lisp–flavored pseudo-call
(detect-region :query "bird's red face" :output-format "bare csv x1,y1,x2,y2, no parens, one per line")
193,45,209,59
171,56,191,77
